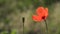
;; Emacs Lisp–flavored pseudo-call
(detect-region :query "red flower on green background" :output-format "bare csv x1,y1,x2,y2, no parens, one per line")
32,6,48,22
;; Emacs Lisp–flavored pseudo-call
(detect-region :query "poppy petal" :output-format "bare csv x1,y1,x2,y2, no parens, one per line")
32,15,42,22
45,8,48,17
36,7,44,16
43,8,48,19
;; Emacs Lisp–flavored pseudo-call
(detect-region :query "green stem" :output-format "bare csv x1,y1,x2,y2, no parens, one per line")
22,17,25,34
44,20,48,34
23,23,24,34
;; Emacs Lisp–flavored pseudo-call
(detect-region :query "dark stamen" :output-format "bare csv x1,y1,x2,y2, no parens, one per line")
42,16,45,19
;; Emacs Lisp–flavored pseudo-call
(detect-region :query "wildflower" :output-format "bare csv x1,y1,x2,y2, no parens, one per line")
32,6,48,22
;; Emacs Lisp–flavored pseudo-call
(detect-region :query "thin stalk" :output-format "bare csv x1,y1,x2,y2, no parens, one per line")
44,20,48,34
22,17,25,34
23,23,24,34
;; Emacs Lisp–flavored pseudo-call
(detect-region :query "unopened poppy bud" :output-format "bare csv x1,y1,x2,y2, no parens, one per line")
22,17,25,23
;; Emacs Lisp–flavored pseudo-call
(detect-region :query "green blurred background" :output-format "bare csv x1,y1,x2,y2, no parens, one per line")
0,0,60,34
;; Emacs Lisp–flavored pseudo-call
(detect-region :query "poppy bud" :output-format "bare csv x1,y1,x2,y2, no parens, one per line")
22,17,25,23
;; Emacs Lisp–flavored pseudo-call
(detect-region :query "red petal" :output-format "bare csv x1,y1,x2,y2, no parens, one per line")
45,8,48,17
36,7,44,16
43,8,48,19
32,15,42,22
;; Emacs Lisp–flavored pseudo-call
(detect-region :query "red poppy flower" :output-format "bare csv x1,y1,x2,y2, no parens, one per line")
32,6,48,22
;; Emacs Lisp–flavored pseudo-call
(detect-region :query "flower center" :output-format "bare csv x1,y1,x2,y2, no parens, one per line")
42,16,45,19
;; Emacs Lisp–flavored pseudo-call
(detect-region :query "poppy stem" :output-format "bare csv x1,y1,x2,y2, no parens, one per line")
44,20,48,34
22,17,25,34
23,23,24,34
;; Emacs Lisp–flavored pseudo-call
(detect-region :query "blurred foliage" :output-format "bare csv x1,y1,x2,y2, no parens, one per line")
0,0,60,34
44,0,55,6
0,0,57,19
11,29,16,34
4,18,10,24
